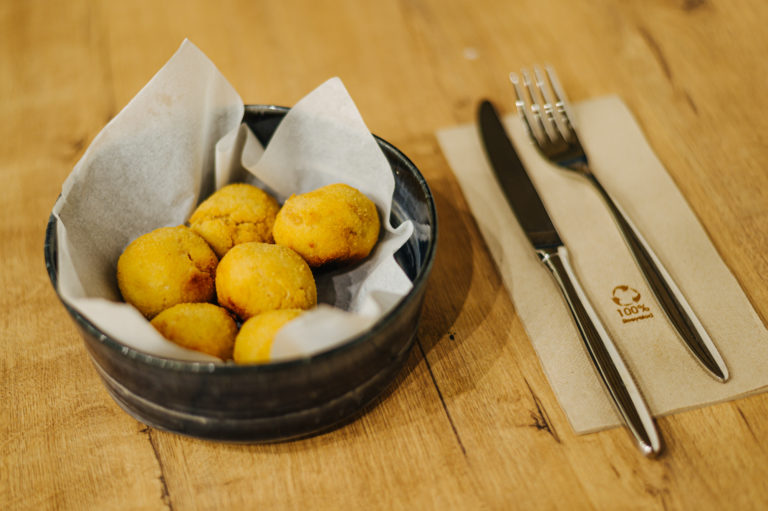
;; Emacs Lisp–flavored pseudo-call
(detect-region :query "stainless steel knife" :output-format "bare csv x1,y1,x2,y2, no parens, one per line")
478,99,662,457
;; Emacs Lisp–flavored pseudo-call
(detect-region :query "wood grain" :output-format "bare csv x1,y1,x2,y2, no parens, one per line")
2,0,768,509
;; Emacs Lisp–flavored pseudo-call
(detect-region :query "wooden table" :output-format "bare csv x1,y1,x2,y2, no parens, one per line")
3,1,768,509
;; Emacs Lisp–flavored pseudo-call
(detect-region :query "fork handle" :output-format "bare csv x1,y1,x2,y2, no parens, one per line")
585,173,729,382
538,245,662,457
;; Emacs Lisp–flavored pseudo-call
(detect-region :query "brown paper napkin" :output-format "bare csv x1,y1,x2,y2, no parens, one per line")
436,96,768,434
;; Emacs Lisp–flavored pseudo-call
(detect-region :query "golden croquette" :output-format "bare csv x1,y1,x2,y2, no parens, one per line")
151,303,238,360
116,226,217,319
189,183,280,257
233,309,304,364
272,183,380,267
216,242,316,320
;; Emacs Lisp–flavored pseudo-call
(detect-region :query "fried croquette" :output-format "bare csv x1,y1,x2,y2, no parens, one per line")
233,309,304,364
216,242,317,320
272,183,380,267
117,226,218,318
151,303,237,359
189,183,280,257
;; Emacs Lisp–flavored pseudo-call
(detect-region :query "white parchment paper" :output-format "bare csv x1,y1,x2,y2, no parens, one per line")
52,40,414,362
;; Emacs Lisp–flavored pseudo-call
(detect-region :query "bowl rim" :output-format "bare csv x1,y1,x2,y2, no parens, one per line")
44,104,438,374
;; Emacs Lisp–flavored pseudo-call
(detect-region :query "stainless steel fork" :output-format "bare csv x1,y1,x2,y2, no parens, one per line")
511,66,729,382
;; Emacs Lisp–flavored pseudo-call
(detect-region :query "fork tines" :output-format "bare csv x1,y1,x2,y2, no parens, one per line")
510,66,577,149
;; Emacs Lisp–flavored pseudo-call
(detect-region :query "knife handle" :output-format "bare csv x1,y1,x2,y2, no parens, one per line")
537,245,662,457
586,174,729,382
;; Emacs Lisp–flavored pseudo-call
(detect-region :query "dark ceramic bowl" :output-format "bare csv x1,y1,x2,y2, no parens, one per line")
44,105,437,442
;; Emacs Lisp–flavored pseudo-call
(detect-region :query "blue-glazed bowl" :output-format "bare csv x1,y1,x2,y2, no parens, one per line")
44,105,437,442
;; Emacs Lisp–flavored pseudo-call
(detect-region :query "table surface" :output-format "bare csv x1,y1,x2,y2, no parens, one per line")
3,1,768,509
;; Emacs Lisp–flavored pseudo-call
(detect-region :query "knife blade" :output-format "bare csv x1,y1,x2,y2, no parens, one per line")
478,99,662,457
